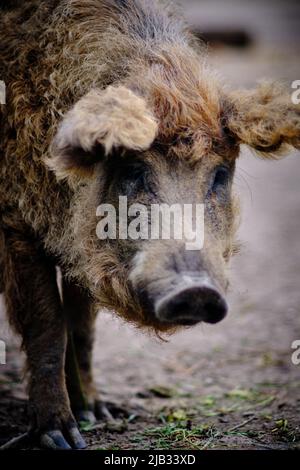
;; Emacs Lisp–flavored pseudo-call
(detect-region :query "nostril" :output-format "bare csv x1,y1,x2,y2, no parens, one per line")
203,298,227,324
204,301,219,316
171,300,190,318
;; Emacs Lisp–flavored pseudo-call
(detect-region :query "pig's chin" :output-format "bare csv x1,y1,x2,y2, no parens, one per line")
162,317,200,327
135,302,205,330
142,310,202,331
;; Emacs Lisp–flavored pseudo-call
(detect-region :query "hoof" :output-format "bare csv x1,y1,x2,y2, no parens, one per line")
39,419,87,450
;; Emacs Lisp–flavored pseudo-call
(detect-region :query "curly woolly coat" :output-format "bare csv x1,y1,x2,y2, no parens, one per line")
0,0,299,449
1,1,298,319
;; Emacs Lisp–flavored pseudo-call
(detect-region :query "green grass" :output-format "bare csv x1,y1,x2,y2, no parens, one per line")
141,422,218,450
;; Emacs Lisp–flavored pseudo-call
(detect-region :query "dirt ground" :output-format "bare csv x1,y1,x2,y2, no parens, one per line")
1,2,300,451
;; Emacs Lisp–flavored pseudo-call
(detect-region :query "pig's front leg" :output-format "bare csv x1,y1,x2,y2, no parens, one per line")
2,227,87,449
63,279,98,423
63,279,127,423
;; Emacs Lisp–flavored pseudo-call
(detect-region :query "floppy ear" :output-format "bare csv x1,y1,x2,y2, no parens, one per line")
47,86,158,178
226,81,300,157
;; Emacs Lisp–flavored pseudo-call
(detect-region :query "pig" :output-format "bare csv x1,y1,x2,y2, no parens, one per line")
0,0,299,449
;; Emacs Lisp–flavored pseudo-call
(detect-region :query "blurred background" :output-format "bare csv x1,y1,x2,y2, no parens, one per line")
1,0,300,449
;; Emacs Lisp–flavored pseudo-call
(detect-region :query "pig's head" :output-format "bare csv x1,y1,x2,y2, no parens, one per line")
48,75,300,332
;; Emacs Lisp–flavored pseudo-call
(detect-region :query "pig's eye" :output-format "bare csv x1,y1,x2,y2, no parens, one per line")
119,162,151,195
210,166,231,198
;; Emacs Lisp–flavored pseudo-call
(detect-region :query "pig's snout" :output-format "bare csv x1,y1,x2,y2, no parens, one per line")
154,279,228,325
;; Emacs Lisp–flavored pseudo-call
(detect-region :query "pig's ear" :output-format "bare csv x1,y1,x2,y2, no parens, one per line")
226,82,300,157
47,86,158,178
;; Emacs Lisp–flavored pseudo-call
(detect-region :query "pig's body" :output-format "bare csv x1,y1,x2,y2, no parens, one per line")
0,0,132,261
0,0,299,449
